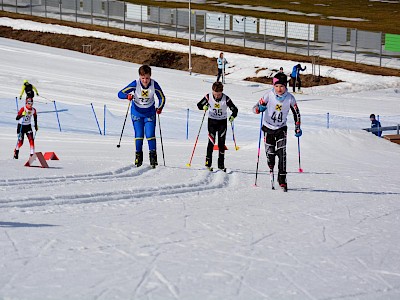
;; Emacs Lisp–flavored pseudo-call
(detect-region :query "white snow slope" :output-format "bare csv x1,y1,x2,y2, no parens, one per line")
1,21,400,300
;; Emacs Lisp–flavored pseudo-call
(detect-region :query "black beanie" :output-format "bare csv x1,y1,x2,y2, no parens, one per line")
273,73,288,86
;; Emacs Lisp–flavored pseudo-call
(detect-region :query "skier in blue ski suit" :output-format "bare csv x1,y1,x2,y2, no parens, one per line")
290,64,306,93
118,65,166,168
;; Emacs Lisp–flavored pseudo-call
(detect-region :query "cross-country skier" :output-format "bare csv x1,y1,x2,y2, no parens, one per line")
253,73,301,191
14,98,38,159
216,52,228,83
290,64,306,93
370,113,382,137
117,65,166,168
197,81,238,171
19,80,39,100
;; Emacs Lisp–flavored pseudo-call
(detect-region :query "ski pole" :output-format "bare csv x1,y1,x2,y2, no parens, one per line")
186,110,206,167
297,136,303,173
254,112,264,186
231,121,239,151
157,114,166,166
117,101,131,148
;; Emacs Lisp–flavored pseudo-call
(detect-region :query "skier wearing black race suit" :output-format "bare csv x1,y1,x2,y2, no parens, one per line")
197,81,238,171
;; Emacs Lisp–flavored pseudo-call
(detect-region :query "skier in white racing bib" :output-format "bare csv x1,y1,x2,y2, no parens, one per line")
253,73,302,191
14,98,38,159
197,81,238,171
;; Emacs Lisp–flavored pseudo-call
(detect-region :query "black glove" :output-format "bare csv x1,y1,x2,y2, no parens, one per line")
35,124,38,131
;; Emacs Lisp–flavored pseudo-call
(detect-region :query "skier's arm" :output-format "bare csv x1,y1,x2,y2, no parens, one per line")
16,107,25,120
19,85,26,99
154,81,166,111
226,97,238,118
253,96,268,114
197,95,209,110
290,102,301,127
32,85,39,96
118,81,137,99
34,112,38,131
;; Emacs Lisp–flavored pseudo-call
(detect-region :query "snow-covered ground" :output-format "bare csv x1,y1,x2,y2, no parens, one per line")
1,22,400,299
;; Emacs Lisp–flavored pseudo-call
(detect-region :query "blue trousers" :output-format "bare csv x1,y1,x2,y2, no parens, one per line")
132,114,156,152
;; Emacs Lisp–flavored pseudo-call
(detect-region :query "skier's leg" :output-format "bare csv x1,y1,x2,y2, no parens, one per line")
217,123,227,170
144,115,157,167
291,76,296,92
144,115,157,151
133,116,144,166
206,121,217,168
276,128,288,186
27,129,34,155
264,131,276,171
217,68,222,82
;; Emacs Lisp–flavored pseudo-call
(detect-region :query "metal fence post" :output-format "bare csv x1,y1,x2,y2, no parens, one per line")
379,31,383,67
158,6,160,35
243,17,246,48
59,0,62,21
307,23,310,56
123,0,126,30
175,8,178,38
223,13,226,45
204,12,206,42
194,10,196,41
354,28,358,63
91,0,93,25
107,0,109,27
330,26,333,59
285,21,288,53
264,20,266,50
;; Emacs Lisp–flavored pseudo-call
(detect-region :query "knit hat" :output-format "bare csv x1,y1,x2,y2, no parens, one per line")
273,73,288,86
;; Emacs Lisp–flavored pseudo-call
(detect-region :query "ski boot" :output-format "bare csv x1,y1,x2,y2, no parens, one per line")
149,150,158,169
135,151,143,167
278,173,287,192
218,156,226,172
13,149,19,159
205,157,213,171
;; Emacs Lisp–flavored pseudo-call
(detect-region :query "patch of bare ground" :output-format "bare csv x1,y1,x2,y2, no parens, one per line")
1,11,399,88
245,74,341,87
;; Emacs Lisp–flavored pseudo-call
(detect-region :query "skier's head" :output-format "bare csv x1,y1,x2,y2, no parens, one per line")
273,73,288,99
23,79,28,83
370,114,376,120
212,81,224,99
138,65,151,87
26,98,33,106
273,73,287,86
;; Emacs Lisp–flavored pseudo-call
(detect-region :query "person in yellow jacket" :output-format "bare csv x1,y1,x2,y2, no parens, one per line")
19,80,39,100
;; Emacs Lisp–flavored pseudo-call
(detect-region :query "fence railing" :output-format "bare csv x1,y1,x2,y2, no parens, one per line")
1,0,400,69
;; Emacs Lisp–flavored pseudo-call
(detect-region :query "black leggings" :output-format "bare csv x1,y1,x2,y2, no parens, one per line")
263,126,287,182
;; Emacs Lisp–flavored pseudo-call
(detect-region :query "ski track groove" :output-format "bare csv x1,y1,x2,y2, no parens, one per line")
0,169,231,208
0,164,148,188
